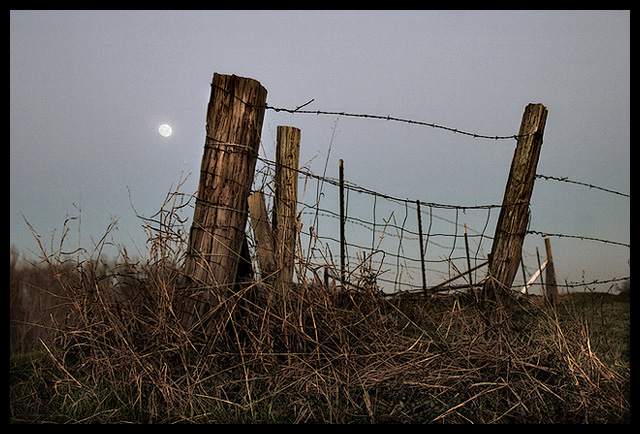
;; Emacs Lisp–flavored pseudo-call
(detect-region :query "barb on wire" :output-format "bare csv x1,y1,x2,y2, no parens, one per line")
293,98,315,112
536,174,629,198
560,276,630,289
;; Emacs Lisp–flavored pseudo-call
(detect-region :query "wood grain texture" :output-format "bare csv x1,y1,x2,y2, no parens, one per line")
272,126,301,287
248,190,277,280
185,74,267,297
485,103,548,299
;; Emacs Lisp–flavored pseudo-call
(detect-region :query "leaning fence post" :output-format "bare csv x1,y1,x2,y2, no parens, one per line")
520,256,528,295
536,247,545,294
184,73,267,320
544,237,558,306
463,224,473,289
484,103,548,301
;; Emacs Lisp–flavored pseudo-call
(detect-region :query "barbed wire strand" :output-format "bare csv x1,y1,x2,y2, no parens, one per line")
527,230,630,248
536,174,629,198
265,103,531,141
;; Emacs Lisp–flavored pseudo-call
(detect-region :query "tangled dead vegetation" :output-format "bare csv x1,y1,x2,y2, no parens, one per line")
12,258,630,422
11,186,629,423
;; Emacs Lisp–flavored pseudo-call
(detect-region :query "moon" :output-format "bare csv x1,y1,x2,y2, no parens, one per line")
158,123,173,137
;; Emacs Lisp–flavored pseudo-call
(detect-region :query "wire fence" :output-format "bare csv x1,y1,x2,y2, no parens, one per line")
248,147,629,296
203,88,629,294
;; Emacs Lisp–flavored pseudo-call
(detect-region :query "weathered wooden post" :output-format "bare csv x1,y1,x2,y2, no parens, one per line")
484,103,548,301
184,73,267,317
272,126,301,289
543,237,558,306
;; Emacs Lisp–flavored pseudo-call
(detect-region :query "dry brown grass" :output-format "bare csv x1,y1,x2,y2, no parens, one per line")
10,184,630,423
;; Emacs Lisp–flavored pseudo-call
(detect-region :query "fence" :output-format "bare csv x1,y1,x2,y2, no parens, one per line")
250,151,629,297
183,74,630,322
251,154,498,295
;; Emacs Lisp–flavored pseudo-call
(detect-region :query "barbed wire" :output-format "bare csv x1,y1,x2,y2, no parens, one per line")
250,152,630,294
265,102,531,140
535,174,629,198
560,275,629,289
256,155,503,211
209,83,529,141
252,155,493,292
256,155,629,248
213,83,629,201
526,230,630,248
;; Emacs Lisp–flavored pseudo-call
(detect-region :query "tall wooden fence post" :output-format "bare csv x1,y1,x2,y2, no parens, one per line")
184,73,267,319
543,237,558,306
484,103,548,301
273,126,301,291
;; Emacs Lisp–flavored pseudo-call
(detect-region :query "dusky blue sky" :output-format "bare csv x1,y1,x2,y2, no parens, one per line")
10,10,629,291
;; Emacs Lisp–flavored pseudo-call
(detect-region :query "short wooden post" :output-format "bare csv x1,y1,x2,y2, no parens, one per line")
463,224,473,289
248,190,277,281
536,247,545,293
544,238,558,306
184,73,267,312
484,103,548,301
339,159,346,286
416,200,427,296
520,256,528,295
273,126,301,288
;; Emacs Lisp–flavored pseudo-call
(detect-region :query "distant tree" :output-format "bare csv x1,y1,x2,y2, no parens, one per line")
614,278,630,296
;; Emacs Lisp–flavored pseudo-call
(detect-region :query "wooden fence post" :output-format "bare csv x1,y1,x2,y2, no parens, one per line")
273,126,301,290
184,73,267,315
464,224,473,289
416,200,427,296
484,103,548,301
339,159,346,286
544,237,558,306
536,247,545,294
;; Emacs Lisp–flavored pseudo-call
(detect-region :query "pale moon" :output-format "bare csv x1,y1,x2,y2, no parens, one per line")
158,124,173,137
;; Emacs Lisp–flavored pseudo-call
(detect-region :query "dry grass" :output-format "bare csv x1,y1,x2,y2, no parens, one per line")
10,185,630,423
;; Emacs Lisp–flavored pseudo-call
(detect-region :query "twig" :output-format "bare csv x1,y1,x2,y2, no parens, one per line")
432,384,507,422
293,98,315,112
39,338,84,388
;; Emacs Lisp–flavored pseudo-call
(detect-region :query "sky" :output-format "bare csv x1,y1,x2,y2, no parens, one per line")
10,10,629,293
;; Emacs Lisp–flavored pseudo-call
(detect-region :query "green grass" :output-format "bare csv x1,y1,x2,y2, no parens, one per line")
559,292,630,366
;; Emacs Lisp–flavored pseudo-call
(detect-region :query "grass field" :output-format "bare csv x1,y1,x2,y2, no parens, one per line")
10,246,630,423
